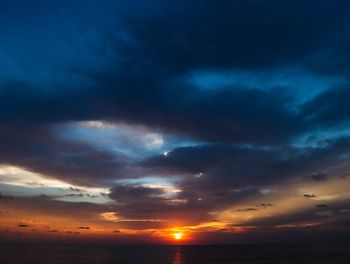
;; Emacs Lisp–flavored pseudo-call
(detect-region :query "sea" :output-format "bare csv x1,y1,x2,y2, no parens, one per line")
0,244,349,264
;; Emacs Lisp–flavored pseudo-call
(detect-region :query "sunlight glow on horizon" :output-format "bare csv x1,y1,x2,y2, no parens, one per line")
173,233,183,240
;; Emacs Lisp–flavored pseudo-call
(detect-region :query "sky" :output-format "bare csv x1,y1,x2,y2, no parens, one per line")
1,0,350,245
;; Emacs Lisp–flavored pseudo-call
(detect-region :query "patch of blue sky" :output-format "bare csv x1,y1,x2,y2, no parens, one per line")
0,183,46,197
114,176,182,198
56,121,203,159
53,194,112,204
185,68,346,104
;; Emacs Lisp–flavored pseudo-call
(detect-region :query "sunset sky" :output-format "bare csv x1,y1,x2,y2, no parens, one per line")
1,0,350,244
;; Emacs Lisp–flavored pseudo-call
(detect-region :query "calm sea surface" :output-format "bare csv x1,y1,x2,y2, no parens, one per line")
0,244,349,264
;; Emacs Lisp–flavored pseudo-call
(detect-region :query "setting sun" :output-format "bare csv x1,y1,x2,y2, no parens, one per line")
173,233,183,240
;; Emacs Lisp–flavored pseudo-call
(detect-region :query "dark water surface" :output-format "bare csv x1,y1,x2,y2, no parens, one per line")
0,244,349,264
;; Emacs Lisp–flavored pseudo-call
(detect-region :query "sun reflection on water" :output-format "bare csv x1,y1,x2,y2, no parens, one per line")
172,248,183,264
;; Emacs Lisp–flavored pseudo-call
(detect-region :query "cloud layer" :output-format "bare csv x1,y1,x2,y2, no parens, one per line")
1,0,350,243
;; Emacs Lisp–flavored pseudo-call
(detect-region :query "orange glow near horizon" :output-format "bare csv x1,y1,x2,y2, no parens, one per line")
4,176,349,244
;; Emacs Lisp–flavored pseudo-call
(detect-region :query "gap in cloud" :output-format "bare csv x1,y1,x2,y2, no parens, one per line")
185,68,346,104
55,120,203,160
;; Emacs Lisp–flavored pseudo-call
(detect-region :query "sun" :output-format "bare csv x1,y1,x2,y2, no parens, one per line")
173,233,183,240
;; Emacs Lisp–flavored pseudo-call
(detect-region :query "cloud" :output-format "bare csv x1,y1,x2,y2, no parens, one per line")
304,194,316,199
109,185,165,204
1,0,350,242
0,193,14,200
48,230,59,233
142,138,350,190
0,124,131,186
237,208,258,212
17,224,30,228
257,203,273,208
69,187,82,192
66,231,80,235
122,0,350,72
65,193,84,197
309,173,328,182
301,86,350,127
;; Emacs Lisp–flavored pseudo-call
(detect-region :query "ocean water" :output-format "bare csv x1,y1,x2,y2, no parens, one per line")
0,244,349,264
